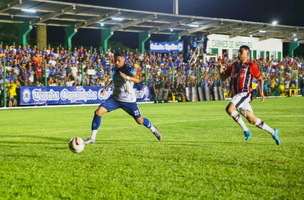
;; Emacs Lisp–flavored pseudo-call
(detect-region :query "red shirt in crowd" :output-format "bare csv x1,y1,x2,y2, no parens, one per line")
35,66,43,79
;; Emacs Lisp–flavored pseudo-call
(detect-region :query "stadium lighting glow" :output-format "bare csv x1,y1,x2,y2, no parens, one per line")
100,23,104,26
249,35,253,37
293,34,297,37
272,21,278,26
294,38,298,41
111,18,123,21
21,9,36,13
259,30,266,33
189,24,199,28
170,29,173,32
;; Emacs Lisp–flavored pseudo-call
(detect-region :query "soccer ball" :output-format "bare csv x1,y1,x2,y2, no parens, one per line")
69,137,85,153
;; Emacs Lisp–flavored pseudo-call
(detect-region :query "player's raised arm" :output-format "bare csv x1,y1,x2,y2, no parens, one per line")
216,62,230,81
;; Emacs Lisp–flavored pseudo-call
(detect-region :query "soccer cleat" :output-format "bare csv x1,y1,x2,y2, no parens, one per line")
153,127,162,141
272,128,281,145
84,137,95,145
244,130,252,140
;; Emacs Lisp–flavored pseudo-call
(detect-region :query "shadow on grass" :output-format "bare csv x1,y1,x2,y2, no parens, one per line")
0,144,23,148
1,135,68,143
161,140,271,146
0,154,41,158
0,141,65,145
1,135,271,147
87,140,265,148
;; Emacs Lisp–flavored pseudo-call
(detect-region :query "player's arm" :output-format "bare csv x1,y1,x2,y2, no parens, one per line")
216,63,230,81
103,80,113,89
257,77,264,103
119,71,140,84
100,80,113,95
251,63,264,103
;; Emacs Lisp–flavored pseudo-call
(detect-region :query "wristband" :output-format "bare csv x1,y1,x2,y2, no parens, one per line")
126,76,130,81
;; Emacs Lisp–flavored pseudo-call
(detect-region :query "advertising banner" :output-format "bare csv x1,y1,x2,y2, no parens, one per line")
149,41,183,53
20,85,151,105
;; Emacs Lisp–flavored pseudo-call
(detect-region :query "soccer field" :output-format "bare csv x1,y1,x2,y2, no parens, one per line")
0,98,304,199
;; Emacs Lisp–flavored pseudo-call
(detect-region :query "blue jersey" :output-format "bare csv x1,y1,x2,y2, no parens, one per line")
111,63,136,102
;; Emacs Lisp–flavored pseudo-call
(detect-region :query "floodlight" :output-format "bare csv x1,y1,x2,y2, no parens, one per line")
111,18,123,21
21,9,36,13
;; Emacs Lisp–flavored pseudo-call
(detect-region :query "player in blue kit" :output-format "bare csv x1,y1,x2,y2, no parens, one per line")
84,50,162,144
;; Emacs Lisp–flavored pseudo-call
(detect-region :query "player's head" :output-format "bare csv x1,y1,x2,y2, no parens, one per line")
114,50,125,68
238,45,250,62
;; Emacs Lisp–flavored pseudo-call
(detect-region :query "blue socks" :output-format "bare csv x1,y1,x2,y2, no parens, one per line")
143,117,152,129
91,114,101,130
143,117,156,132
91,115,155,135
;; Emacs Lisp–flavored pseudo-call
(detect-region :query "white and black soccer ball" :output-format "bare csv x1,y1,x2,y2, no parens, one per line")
69,137,85,153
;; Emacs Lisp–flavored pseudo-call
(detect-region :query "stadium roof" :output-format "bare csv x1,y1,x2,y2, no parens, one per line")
0,0,304,43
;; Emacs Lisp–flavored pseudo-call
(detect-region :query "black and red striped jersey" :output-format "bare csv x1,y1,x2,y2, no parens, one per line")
225,61,261,97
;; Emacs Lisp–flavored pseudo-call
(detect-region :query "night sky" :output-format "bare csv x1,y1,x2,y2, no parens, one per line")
48,0,304,55
63,0,304,26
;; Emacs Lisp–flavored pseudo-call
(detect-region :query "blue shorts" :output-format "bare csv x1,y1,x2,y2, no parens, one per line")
101,96,142,119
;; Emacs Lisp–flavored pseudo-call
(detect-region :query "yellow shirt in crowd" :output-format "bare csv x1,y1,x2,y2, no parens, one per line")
270,79,276,88
7,83,18,98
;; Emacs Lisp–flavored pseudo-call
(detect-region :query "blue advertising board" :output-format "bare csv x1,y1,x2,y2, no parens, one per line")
20,85,151,105
149,41,183,53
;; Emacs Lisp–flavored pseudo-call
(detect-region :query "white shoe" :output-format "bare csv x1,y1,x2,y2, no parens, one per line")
84,137,95,145
153,127,162,141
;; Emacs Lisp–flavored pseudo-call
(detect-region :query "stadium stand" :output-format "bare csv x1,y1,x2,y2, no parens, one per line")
0,43,303,107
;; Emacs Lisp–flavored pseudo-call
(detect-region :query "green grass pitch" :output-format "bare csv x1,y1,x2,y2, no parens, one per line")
0,98,304,199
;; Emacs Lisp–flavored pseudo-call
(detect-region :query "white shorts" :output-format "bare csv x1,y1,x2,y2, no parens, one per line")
229,92,253,117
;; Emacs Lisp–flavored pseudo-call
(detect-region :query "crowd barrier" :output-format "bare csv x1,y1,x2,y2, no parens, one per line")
185,86,225,102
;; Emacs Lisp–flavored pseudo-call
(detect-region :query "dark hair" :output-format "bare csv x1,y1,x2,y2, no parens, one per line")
239,45,250,52
114,50,124,57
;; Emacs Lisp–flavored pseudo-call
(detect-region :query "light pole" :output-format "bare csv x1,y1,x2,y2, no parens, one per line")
173,0,178,14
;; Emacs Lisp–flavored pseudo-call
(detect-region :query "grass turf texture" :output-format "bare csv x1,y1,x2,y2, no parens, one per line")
0,98,304,199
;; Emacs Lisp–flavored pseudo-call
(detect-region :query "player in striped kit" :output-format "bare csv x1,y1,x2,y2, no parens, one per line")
217,45,280,145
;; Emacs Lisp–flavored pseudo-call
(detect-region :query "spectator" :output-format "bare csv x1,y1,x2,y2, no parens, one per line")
19,68,29,86
251,79,258,98
66,76,74,86
290,78,297,96
171,85,183,102
162,76,169,103
270,78,276,96
28,64,35,85
32,52,42,64
300,75,304,96
153,76,161,103
7,79,17,107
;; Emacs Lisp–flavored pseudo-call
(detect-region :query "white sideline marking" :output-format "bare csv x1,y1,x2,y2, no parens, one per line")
0,102,154,110
263,115,304,117
2,118,226,137
0,95,302,110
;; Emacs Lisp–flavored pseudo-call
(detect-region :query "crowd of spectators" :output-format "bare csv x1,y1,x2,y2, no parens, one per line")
0,43,304,107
